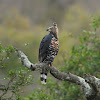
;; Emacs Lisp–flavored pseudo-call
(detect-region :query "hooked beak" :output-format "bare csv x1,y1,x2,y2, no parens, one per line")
46,28,51,32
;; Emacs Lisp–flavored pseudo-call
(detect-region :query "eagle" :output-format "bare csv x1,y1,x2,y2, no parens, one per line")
39,22,59,84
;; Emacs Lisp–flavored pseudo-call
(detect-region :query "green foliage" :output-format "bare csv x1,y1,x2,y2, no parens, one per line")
25,89,55,100
0,6,100,99
0,44,33,99
3,68,33,99
24,15,100,100
90,15,100,31
0,44,15,68
59,15,100,99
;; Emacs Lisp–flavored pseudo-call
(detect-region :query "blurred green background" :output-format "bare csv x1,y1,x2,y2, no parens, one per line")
0,0,100,100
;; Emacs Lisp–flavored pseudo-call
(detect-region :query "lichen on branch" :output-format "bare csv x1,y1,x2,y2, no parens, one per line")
15,48,100,100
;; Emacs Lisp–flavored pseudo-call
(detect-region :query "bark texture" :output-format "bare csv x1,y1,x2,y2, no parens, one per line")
15,48,100,100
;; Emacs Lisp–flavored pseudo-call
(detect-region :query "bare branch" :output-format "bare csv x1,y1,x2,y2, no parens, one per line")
85,74,100,100
15,48,100,100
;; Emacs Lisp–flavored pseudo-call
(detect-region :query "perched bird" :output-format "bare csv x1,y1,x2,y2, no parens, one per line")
39,22,59,84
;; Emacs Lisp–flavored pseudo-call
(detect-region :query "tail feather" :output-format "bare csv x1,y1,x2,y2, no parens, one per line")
40,73,47,84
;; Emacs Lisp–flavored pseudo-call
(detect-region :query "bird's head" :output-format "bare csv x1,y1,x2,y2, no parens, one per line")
46,22,58,38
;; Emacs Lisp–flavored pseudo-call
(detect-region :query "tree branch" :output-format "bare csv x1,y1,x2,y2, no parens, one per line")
85,74,100,100
15,48,100,100
0,76,16,100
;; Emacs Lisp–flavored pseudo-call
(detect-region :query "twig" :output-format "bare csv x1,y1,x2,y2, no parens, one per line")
0,76,16,100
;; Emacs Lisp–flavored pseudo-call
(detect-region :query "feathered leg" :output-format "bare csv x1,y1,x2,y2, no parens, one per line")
40,73,47,84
